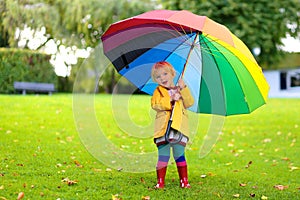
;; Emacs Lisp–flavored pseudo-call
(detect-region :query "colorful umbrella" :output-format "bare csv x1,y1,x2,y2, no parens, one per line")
101,10,269,116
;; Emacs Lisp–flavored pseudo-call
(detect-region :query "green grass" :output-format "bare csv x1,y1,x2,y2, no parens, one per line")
0,94,299,199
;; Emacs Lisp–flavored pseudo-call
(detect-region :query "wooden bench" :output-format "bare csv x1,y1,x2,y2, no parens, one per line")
14,81,55,95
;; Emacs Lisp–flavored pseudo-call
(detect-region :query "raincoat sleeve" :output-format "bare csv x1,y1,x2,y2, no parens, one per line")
151,87,172,111
180,86,194,109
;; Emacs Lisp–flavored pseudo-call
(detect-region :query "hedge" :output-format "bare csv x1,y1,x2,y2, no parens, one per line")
0,48,57,94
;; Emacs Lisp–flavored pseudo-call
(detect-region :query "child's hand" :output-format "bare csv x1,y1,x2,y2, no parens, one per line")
178,79,186,90
172,91,181,101
168,88,181,101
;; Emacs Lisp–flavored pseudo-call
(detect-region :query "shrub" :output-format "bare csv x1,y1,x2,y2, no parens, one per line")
0,48,57,94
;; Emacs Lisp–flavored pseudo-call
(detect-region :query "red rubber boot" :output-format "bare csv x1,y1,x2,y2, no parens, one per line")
177,165,191,188
154,166,167,189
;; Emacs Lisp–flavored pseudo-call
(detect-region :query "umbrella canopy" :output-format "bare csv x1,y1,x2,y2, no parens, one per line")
101,10,269,116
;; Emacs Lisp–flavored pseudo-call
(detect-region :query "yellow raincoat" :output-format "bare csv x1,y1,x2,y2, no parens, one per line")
151,86,194,139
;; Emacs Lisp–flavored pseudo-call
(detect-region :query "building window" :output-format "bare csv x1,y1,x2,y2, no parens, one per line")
290,72,300,87
280,72,287,90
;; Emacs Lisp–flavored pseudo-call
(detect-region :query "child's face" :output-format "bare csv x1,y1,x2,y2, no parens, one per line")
154,68,175,88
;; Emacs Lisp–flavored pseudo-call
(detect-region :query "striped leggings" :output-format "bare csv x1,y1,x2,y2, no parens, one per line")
156,143,187,169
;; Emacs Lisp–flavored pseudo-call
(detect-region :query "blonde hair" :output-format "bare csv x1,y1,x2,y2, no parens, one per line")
151,61,175,82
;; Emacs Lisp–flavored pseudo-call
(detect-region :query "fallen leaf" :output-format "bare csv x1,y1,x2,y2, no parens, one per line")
74,160,83,168
140,177,146,184
92,168,102,172
274,185,288,190
245,161,253,168
142,196,150,200
117,167,123,172
106,168,112,172
281,157,290,161
67,180,78,185
121,145,129,149
249,193,255,197
207,172,216,176
200,174,207,178
66,136,73,142
112,194,122,200
17,192,24,200
228,142,234,147
261,195,268,199
239,183,247,187
233,194,240,198
147,186,154,191
263,138,272,143
289,166,299,171
61,178,78,186
13,172,19,177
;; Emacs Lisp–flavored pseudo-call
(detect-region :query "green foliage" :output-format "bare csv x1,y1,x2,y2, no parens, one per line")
0,48,57,93
52,0,155,48
0,0,156,93
159,0,300,68
263,52,300,69
0,95,299,199
0,0,156,49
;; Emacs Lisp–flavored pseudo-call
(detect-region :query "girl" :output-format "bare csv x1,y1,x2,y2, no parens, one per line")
151,61,194,189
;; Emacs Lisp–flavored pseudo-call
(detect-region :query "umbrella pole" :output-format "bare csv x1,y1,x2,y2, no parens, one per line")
165,32,199,144
175,31,199,83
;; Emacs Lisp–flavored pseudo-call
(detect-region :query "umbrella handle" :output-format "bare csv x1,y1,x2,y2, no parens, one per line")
164,104,183,144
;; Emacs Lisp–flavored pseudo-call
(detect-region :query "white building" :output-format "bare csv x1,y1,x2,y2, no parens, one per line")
264,68,300,98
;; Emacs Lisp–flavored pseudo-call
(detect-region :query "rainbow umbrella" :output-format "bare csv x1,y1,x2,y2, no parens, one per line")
101,10,269,116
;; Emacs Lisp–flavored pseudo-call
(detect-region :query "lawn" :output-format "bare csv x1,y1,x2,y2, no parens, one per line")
0,94,299,200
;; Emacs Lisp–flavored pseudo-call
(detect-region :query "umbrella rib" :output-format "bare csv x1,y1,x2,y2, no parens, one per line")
200,34,253,114
156,23,191,44
162,33,194,62
199,34,228,115
141,23,196,54
198,34,227,59
139,29,194,91
180,32,199,79
164,22,202,50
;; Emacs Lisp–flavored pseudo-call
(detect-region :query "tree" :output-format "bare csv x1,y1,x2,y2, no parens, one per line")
159,0,300,68
0,0,59,48
0,0,156,93
0,0,155,49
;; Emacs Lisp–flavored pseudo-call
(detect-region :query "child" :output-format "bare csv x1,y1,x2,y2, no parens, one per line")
151,61,194,189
